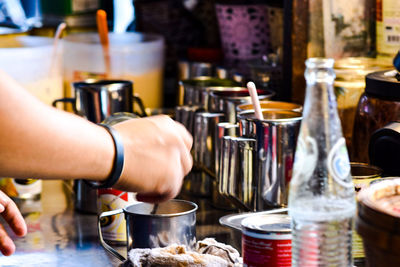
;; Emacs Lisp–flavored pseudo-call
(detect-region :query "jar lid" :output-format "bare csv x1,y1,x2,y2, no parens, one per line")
241,214,291,234
365,70,400,99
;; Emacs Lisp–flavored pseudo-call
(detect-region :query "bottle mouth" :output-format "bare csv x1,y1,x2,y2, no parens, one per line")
306,58,335,69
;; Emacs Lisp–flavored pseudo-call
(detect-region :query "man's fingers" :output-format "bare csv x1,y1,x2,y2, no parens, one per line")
174,121,193,151
180,144,193,175
0,191,27,237
0,223,16,256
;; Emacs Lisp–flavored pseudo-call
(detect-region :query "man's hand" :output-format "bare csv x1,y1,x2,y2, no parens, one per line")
113,115,193,203
0,191,27,256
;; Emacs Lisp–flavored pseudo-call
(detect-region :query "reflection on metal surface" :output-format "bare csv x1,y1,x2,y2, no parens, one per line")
0,181,241,266
0,180,123,266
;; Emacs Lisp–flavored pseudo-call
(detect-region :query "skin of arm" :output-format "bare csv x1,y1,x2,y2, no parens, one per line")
0,70,193,255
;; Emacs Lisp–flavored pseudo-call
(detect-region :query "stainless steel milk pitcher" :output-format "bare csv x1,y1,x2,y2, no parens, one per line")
237,110,302,210
53,80,147,121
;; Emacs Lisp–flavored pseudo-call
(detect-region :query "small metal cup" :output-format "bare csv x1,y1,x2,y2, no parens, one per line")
178,76,240,107
219,136,232,197
53,80,147,121
193,112,225,174
98,199,198,262
227,137,256,211
178,61,215,81
175,105,203,135
215,122,239,179
238,110,302,210
208,87,274,123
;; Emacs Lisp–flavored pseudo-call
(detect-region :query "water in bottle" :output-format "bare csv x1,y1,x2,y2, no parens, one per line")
288,58,356,266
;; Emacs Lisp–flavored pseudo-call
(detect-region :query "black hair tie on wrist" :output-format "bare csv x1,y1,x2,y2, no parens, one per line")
85,123,125,189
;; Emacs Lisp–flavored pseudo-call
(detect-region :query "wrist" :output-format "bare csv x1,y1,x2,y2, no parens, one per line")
85,123,124,189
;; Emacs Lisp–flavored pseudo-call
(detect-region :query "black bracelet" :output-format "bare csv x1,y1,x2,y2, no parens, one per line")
85,123,125,189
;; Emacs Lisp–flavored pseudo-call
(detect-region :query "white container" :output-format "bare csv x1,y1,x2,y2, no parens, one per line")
62,32,165,109
0,36,63,106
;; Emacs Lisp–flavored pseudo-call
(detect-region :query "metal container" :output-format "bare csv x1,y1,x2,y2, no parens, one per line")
225,137,256,211
175,105,203,135
208,87,275,123
53,80,145,214
241,214,292,267
237,110,302,210
178,60,215,81
98,199,198,262
178,76,240,107
212,122,240,211
193,112,225,174
215,122,239,181
219,136,233,198
53,80,146,120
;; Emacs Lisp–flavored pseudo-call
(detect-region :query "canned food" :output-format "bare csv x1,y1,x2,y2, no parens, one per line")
0,178,42,200
241,214,291,267
98,188,139,244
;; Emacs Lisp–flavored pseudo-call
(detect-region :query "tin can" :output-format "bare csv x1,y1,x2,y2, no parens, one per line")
241,214,292,267
98,188,139,245
0,178,42,200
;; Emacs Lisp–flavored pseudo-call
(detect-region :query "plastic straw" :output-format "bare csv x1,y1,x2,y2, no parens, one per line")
247,81,264,120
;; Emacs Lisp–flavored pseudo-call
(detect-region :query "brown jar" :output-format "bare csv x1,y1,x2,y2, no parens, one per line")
351,70,400,163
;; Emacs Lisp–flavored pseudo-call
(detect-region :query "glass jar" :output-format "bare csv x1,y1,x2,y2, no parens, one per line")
334,57,392,149
351,70,400,163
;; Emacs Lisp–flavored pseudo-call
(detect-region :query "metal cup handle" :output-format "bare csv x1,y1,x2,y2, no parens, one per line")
98,209,126,262
132,94,147,117
52,97,76,110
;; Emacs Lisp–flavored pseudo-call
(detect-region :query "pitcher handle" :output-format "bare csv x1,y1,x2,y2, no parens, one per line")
98,209,126,262
132,94,147,117
52,97,75,109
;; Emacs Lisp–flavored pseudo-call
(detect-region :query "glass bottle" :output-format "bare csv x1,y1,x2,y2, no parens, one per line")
288,58,356,266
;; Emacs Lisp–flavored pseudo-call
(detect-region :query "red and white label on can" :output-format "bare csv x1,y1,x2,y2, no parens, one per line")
242,230,292,267
98,188,139,243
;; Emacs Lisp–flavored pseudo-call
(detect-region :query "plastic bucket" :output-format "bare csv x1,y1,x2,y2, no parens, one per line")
0,35,63,106
62,32,165,109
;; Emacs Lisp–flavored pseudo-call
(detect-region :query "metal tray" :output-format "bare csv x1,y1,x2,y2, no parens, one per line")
219,208,288,231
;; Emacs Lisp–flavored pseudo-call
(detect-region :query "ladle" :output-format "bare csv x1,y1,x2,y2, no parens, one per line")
96,9,111,77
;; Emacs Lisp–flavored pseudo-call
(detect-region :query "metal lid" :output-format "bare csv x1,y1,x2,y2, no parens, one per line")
241,214,291,234
365,70,400,99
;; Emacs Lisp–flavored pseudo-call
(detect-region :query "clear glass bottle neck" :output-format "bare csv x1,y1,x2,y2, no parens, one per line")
303,58,337,116
304,58,336,84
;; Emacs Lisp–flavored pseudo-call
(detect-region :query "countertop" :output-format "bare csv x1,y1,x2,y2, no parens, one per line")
0,180,241,266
